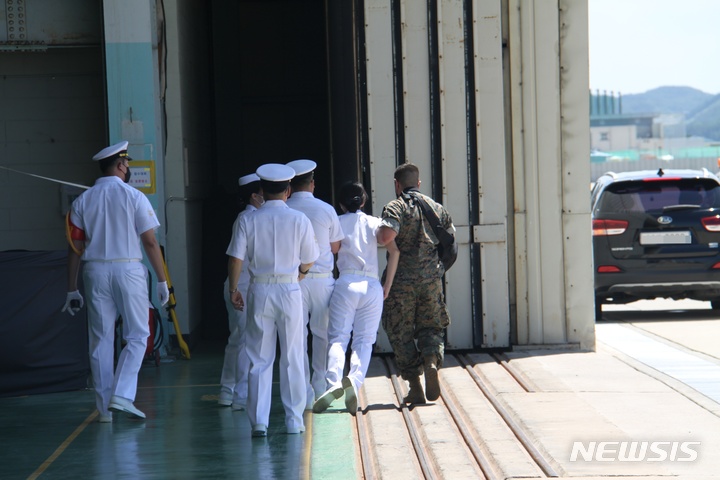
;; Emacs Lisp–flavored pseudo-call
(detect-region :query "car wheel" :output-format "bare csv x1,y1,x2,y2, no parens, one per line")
595,298,603,321
711,300,720,310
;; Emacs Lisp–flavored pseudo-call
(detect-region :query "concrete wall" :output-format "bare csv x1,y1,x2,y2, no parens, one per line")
591,125,638,152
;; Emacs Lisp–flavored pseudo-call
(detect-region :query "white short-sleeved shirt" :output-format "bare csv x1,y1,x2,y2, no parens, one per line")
70,176,160,261
336,211,382,277
230,204,257,285
226,200,319,277
286,191,344,273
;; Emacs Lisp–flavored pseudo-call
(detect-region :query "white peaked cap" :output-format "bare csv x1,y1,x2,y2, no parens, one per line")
256,164,295,182
92,140,130,161
238,173,260,186
285,159,317,176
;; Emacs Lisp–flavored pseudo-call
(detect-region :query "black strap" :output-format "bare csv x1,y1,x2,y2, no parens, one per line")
407,192,446,241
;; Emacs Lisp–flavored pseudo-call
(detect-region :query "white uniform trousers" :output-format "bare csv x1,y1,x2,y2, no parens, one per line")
83,261,150,416
326,275,384,392
299,275,335,399
219,277,250,405
246,282,306,431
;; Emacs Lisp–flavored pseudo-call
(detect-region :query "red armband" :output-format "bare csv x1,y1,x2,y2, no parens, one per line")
69,218,86,240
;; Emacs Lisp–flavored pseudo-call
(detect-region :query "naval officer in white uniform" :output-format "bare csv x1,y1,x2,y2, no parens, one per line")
285,159,344,404
62,140,169,422
227,163,319,436
218,173,263,410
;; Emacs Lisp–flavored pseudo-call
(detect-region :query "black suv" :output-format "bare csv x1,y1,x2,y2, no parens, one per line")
592,168,720,320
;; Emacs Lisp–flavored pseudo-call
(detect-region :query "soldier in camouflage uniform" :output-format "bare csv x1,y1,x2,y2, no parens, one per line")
377,163,453,404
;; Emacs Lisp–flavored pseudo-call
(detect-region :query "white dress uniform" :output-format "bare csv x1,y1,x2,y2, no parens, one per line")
226,168,319,433
70,175,160,418
218,204,257,407
326,211,384,394
286,186,344,400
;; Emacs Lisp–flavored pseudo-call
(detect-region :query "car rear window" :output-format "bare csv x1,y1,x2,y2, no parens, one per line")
596,179,720,214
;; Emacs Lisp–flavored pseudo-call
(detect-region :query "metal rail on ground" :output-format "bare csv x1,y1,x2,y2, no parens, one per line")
457,354,560,477
355,388,378,480
384,357,441,480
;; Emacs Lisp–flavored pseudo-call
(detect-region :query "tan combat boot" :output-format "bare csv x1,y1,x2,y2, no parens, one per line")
402,376,426,404
424,354,440,401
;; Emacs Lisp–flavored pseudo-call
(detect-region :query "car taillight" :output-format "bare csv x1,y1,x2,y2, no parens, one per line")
702,215,720,232
597,265,621,273
592,219,628,236
642,176,682,182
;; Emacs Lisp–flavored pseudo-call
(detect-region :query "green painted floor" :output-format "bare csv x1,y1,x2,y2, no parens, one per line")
0,342,359,480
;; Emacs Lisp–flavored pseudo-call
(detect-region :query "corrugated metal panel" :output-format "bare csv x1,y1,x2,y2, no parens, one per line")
508,0,530,345
366,0,399,352
559,0,595,349
400,1,432,186
366,0,397,215
438,0,473,349
511,0,566,345
365,0,513,349
473,0,510,347
509,0,594,348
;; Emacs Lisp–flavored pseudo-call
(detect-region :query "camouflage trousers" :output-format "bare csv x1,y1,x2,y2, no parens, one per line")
381,279,450,380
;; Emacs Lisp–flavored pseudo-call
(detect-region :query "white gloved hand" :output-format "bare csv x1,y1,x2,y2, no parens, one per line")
61,290,84,316
157,281,170,306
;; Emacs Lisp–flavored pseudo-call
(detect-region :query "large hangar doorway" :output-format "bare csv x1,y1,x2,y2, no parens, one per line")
203,0,362,338
0,1,106,250
0,0,106,396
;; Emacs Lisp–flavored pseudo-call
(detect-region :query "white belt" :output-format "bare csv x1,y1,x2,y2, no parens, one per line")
88,258,142,263
251,274,297,284
303,272,333,279
340,269,378,280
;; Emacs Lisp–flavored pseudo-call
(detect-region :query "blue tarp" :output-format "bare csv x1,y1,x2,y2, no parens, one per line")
0,250,89,397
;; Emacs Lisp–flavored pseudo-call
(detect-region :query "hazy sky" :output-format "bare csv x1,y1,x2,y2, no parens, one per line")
589,0,720,95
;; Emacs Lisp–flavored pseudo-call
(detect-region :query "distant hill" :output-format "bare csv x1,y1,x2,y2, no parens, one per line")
686,96,720,141
620,86,712,115
593,86,720,141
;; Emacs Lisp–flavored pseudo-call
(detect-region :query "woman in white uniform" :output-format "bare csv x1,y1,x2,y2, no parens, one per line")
218,173,263,409
312,182,400,415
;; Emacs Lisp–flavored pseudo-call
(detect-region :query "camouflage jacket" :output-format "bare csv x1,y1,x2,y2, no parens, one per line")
380,188,454,283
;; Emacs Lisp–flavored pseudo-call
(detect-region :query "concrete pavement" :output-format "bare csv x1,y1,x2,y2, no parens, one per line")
483,317,720,479
327,298,720,479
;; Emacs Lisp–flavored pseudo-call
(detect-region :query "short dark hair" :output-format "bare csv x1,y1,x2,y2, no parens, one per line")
261,179,290,195
98,155,122,174
394,163,420,189
290,171,313,188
